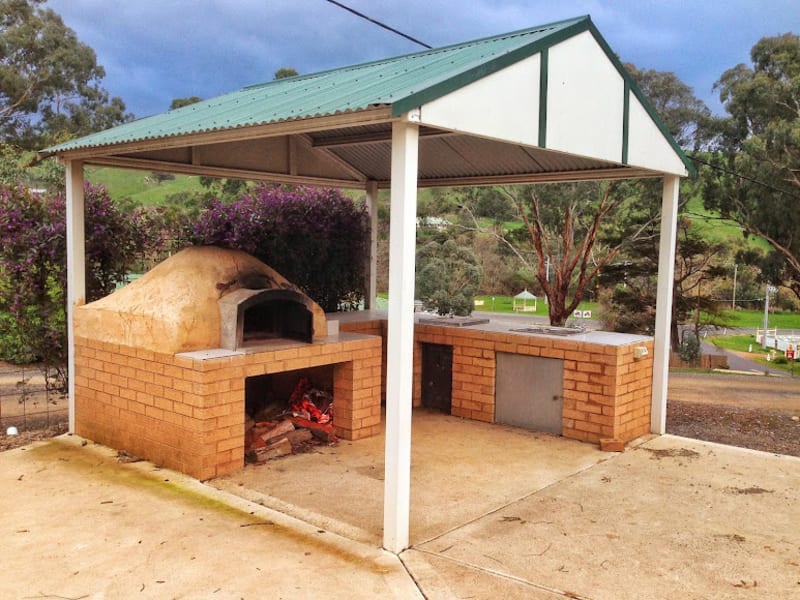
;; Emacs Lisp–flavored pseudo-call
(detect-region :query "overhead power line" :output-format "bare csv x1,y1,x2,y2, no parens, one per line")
690,154,800,199
325,0,432,49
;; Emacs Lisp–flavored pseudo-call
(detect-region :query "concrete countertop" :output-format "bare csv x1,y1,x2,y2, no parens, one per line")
327,309,652,347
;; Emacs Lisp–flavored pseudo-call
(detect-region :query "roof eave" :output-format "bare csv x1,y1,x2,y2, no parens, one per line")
40,105,396,161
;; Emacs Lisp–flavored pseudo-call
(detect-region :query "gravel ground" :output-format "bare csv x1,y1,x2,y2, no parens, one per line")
667,401,800,457
666,372,800,457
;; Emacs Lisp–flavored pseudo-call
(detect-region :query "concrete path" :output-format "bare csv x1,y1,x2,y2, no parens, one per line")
0,435,420,600
404,434,800,599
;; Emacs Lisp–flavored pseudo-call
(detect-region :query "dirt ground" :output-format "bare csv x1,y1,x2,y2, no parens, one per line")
667,373,800,457
0,361,68,451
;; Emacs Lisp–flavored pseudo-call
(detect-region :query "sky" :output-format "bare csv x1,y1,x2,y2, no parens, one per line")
47,0,800,120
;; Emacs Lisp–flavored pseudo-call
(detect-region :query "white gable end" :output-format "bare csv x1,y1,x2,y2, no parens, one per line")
627,92,688,176
419,54,540,147
546,31,625,163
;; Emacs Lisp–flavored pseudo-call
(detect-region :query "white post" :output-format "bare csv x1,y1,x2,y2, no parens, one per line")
651,175,679,434
762,284,772,349
365,180,379,310
383,119,419,553
65,160,86,433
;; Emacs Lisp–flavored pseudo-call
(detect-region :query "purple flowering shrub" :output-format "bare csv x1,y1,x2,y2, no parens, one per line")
192,185,370,312
83,185,154,300
0,186,66,367
0,184,154,372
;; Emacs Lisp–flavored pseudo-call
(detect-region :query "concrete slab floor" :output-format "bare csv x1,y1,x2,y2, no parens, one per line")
0,435,421,600
407,435,800,599
215,411,800,599
3,413,798,599
212,409,609,546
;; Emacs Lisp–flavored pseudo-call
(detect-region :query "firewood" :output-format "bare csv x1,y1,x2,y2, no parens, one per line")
285,428,313,447
248,437,292,463
289,416,338,443
260,419,295,443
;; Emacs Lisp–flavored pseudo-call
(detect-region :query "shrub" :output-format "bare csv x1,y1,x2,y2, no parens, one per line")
678,332,701,363
0,184,154,378
416,239,482,316
191,185,370,312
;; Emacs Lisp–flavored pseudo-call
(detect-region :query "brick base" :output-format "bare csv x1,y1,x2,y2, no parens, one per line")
339,318,654,445
411,325,653,444
74,333,382,480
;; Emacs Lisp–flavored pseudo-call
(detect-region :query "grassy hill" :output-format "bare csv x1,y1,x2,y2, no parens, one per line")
682,195,770,252
85,166,204,206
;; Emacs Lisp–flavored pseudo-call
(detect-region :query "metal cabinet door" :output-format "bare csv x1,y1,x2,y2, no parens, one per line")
495,352,563,434
421,343,453,413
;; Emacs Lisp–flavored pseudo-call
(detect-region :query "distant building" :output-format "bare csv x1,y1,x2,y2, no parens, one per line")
416,216,451,230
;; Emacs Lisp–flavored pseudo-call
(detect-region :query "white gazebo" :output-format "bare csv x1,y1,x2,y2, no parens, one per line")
41,15,690,553
513,289,538,312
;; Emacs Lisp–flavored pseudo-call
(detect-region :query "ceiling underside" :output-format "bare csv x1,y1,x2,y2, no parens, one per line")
78,115,662,190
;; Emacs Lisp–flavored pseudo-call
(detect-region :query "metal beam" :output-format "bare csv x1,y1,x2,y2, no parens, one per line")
371,167,664,189
364,180,379,309
65,160,86,433
311,127,451,148
383,119,419,553
652,175,680,434
42,107,395,161
86,156,367,190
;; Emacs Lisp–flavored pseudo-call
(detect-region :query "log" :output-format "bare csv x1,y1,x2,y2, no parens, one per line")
260,420,295,443
289,416,338,443
247,437,292,463
285,428,313,448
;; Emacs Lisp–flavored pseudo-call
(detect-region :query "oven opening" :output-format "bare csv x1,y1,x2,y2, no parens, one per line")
243,299,313,344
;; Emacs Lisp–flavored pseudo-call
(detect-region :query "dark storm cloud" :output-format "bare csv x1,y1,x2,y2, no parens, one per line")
47,0,800,119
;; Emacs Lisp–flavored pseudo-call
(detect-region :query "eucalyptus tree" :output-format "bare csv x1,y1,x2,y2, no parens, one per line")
0,0,130,148
703,33,800,299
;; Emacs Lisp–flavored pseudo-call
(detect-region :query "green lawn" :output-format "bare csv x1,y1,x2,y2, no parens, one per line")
711,309,800,330
471,294,597,319
86,166,204,205
683,196,770,252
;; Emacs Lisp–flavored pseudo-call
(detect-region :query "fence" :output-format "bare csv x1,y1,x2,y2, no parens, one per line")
669,352,729,370
756,328,800,355
0,362,68,432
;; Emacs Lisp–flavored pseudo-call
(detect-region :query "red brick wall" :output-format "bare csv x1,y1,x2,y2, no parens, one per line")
410,325,654,444
338,318,387,401
74,335,382,480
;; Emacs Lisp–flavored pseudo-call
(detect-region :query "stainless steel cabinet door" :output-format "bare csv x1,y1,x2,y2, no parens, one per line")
495,352,563,434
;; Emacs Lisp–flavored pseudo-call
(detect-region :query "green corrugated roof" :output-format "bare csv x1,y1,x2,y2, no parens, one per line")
43,15,591,154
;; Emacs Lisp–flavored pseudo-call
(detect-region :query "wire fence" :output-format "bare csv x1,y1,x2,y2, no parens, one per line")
0,362,68,432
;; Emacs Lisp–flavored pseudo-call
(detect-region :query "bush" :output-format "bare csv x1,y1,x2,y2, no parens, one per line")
678,332,701,363
0,184,154,377
416,239,482,316
191,185,370,312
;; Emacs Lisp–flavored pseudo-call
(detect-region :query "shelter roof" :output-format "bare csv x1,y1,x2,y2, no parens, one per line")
515,289,537,300
41,15,692,187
